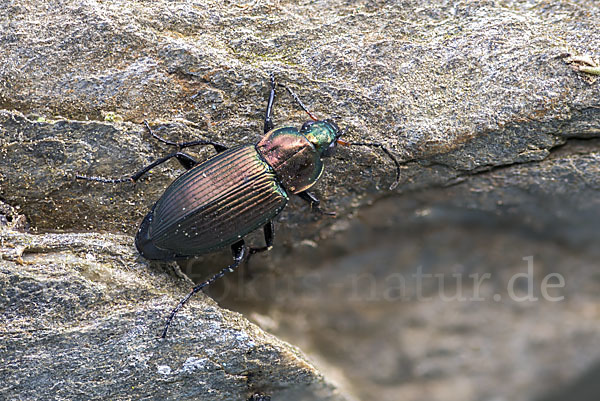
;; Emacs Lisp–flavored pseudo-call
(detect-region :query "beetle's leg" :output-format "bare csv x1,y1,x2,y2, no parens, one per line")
144,120,228,153
297,191,336,217
161,240,247,339
76,151,196,183
264,73,276,134
244,221,275,272
248,393,271,401
249,221,274,255
178,139,228,153
173,153,199,170
242,222,274,279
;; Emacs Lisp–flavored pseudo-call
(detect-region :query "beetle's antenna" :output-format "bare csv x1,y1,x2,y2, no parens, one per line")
337,137,401,190
278,83,319,121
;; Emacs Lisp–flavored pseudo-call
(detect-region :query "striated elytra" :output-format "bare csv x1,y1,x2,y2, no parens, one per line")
135,143,289,261
77,74,400,337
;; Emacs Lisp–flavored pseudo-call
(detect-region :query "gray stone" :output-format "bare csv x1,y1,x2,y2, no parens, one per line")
1,0,599,400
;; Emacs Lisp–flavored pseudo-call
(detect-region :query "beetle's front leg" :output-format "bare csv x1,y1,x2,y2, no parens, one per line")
297,191,336,217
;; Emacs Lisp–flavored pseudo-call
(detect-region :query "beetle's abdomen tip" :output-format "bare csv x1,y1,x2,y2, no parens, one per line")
135,210,178,261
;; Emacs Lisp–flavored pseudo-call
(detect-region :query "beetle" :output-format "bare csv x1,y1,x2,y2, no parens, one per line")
77,74,400,337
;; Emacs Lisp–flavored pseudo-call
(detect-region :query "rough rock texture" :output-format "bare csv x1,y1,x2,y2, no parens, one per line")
1,0,599,400
0,228,348,401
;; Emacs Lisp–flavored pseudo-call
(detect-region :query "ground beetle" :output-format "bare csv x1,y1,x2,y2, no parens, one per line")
77,74,400,337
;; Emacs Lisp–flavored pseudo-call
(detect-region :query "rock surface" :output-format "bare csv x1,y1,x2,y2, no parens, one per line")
1,0,599,400
0,228,348,401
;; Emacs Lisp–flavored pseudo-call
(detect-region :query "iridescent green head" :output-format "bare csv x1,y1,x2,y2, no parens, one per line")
299,119,341,157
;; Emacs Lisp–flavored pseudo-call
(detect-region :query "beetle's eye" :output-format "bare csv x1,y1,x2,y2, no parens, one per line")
301,121,314,131
322,141,337,157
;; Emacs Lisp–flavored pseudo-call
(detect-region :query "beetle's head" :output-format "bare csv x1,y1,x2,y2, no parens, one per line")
300,119,346,158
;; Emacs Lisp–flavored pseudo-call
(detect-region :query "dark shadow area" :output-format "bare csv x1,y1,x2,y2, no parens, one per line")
536,360,600,401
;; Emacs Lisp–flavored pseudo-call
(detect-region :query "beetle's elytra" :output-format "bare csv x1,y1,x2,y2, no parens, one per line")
77,74,400,337
135,144,288,260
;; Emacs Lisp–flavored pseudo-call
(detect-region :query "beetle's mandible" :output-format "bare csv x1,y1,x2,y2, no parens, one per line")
77,74,400,338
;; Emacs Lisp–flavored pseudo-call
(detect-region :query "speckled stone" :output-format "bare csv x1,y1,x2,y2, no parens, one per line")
1,1,599,400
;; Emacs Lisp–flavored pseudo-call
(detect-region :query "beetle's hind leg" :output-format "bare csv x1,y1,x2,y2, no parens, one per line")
144,120,228,153
161,240,247,339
